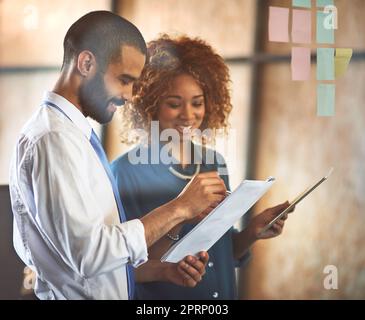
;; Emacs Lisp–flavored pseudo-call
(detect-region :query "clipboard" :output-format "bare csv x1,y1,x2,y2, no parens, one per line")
161,177,276,263
259,168,334,235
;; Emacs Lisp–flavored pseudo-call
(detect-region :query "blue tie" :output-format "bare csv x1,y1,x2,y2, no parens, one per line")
43,101,134,299
89,130,135,300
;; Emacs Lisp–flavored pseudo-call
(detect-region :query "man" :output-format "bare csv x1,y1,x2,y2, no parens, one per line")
9,11,227,300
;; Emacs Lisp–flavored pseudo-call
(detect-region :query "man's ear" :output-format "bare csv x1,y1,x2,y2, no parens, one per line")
77,50,96,77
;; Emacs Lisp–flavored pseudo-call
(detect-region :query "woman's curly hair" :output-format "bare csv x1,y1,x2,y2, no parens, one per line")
120,34,232,144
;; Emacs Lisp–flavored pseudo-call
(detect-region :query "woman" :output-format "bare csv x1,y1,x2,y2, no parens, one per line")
111,35,290,299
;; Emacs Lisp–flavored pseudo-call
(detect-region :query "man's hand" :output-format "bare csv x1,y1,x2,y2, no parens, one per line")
185,205,215,225
175,171,226,221
141,172,225,247
164,251,209,287
248,201,294,240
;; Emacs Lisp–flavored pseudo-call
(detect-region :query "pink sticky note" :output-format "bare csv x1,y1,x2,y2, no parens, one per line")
269,6,289,42
292,9,312,44
291,47,311,81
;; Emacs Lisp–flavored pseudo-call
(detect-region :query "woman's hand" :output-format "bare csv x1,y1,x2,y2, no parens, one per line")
164,251,209,287
248,201,294,240
135,251,209,286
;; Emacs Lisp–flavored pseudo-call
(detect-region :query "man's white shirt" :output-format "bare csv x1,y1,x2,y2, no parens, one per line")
9,91,148,300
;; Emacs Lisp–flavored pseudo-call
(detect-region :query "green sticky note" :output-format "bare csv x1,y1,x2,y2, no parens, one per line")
293,0,311,8
335,48,353,78
317,48,335,80
317,0,334,7
317,11,335,44
317,84,335,117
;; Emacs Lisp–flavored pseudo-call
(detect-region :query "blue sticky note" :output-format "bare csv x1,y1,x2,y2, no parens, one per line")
317,48,335,80
317,0,334,7
293,0,311,8
317,11,335,44
317,84,335,117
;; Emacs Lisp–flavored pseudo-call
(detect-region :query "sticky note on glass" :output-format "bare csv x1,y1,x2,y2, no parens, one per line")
269,7,289,42
292,9,312,44
335,48,353,78
292,47,311,81
317,0,334,7
317,48,334,80
293,0,311,8
317,11,335,44
317,84,335,116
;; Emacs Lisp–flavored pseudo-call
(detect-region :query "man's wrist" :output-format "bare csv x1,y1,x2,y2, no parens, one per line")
169,198,192,222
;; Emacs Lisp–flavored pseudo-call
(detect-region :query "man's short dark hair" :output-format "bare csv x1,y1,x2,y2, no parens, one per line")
62,11,146,71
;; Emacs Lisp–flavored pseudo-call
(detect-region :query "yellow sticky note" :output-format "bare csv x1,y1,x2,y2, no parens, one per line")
335,48,353,78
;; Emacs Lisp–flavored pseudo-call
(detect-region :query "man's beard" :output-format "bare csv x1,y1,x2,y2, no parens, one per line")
78,72,126,124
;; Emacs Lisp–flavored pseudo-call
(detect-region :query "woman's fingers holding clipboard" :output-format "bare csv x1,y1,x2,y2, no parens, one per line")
274,201,296,220
249,201,290,240
287,204,296,214
269,201,290,218
255,200,297,239
279,203,296,222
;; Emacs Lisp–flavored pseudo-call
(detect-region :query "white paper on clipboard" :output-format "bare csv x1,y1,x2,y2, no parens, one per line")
161,177,275,263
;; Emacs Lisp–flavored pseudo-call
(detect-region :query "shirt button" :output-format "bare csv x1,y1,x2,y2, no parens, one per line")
212,292,219,298
208,262,214,268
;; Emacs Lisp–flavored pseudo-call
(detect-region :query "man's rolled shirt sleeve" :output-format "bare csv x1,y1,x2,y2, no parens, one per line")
121,219,147,267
